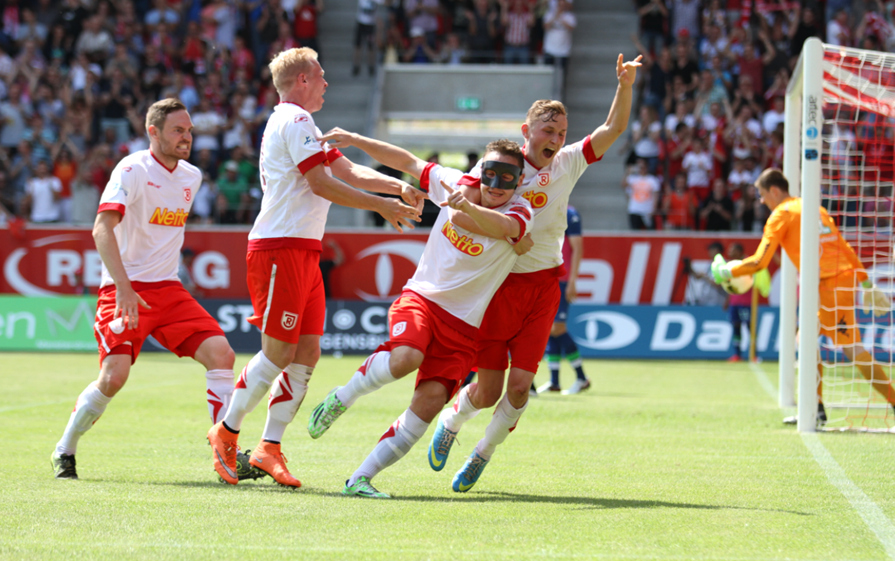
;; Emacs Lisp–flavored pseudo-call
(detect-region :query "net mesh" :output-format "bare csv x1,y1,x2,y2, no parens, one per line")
815,45,895,430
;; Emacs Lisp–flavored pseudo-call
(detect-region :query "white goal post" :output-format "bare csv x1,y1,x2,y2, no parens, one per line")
783,37,895,432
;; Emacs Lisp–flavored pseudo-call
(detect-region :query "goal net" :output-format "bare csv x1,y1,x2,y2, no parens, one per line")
784,38,895,432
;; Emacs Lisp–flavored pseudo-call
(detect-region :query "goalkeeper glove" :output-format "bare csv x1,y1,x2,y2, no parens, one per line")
861,280,891,317
753,268,772,298
710,254,733,285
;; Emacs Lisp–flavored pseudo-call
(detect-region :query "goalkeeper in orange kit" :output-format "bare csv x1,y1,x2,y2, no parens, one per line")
711,168,895,426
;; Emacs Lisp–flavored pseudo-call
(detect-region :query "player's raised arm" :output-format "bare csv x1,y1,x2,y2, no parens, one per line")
440,180,522,240
588,54,642,159
303,163,421,232
320,127,429,179
329,153,428,212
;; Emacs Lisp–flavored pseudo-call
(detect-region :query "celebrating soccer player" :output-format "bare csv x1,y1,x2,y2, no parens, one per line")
306,133,533,498
206,47,424,488
711,168,895,426
51,99,239,480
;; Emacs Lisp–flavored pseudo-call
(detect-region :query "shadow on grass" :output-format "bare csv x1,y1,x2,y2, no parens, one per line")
390,490,814,515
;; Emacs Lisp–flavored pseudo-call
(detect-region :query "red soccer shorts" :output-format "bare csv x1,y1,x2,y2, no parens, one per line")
246,247,326,344
476,269,562,373
94,281,224,365
379,290,477,401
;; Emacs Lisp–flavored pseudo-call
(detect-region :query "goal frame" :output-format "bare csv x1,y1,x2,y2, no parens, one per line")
782,37,825,433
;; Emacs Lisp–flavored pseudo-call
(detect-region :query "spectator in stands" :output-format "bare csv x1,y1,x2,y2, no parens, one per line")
191,97,224,160
179,248,201,297
405,0,441,48
22,158,62,223
0,83,29,153
435,32,468,64
191,172,217,225
403,27,438,63
625,158,661,230
501,0,535,64
662,173,696,229
632,35,672,116
628,105,661,174
75,15,114,62
353,0,381,76
320,237,345,298
670,40,699,93
467,0,499,63
69,164,98,224
294,0,323,56
636,0,668,55
699,23,727,67
827,8,851,47
665,121,691,179
543,0,576,78
735,182,760,232
682,134,712,203
762,96,785,136
698,178,734,231
145,0,180,27
790,6,821,58
670,0,699,40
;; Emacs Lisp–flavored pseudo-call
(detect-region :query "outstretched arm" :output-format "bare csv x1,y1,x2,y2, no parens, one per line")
329,155,427,212
588,54,642,158
320,128,428,179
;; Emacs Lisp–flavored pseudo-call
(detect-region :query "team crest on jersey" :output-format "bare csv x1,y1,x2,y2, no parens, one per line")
282,311,299,330
392,321,407,337
183,187,192,202
538,173,550,186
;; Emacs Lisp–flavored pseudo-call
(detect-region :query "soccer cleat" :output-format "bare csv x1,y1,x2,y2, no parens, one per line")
428,418,458,471
307,387,347,439
783,403,827,427
51,452,78,479
342,476,390,498
537,382,561,393
452,451,489,493
207,422,240,485
562,378,591,395
236,449,267,481
249,441,301,488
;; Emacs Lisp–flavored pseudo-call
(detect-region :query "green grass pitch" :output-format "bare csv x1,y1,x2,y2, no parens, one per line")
3,352,895,560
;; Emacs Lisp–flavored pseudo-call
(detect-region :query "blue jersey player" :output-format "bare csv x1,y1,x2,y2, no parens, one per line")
538,205,590,394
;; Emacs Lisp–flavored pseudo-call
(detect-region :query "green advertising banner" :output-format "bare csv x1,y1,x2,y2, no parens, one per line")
0,295,97,351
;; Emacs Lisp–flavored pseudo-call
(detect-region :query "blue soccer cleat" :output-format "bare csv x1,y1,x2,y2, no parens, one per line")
428,418,458,472
452,451,489,492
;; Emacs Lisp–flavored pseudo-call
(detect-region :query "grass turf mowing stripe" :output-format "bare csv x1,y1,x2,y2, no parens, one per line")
750,361,895,560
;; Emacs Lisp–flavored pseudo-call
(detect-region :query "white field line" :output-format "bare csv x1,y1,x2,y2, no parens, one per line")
749,361,895,561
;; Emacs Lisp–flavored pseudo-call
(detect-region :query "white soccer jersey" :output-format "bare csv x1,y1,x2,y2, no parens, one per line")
249,102,339,248
97,150,202,288
472,136,600,274
404,163,533,328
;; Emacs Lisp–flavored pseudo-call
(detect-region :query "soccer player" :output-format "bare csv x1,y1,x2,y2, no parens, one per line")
712,168,895,425
427,53,641,493
51,99,238,479
207,48,423,488
306,134,533,498
724,242,750,363
538,205,591,394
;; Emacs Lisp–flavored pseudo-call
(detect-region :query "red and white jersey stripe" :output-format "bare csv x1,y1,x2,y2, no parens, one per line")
249,102,342,250
405,163,533,328
96,150,201,288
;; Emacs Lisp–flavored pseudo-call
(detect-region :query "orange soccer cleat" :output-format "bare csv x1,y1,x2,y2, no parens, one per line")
208,422,240,485
249,441,301,488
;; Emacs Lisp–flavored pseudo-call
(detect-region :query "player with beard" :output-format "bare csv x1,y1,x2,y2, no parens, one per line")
51,99,240,479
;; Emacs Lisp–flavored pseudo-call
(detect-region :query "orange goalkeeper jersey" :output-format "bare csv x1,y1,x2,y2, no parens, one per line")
730,197,868,282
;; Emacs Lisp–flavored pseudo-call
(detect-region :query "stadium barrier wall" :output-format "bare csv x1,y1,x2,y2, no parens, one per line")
0,226,773,304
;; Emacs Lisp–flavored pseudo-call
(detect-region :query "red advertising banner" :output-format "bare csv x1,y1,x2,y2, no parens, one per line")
0,226,767,303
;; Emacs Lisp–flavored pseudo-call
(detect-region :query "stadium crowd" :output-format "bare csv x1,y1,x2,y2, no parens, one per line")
624,0,895,232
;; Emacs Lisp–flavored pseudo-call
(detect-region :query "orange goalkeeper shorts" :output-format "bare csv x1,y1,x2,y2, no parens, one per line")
818,271,861,347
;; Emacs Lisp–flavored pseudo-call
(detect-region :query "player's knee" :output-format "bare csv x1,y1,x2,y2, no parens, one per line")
474,384,502,408
98,371,128,396
389,347,423,378
506,377,532,402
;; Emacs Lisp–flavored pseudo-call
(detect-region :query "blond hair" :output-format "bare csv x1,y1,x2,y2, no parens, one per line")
145,98,187,133
269,48,319,96
525,99,567,126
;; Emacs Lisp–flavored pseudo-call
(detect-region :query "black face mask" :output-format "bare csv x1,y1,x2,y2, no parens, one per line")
481,160,521,190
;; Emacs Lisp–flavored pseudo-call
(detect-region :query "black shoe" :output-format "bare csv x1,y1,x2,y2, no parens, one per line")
51,452,78,479
236,449,267,481
783,402,827,427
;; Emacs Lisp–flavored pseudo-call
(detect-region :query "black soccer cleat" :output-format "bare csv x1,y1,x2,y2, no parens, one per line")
236,449,267,481
51,452,78,479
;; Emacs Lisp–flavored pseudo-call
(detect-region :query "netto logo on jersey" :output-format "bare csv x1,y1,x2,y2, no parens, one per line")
441,221,483,256
149,207,188,227
522,190,548,208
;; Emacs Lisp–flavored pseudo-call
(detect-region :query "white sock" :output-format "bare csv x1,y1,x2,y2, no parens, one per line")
475,393,527,460
441,385,481,432
55,382,112,456
261,364,312,443
222,352,281,431
336,351,396,408
205,369,234,425
348,408,429,485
